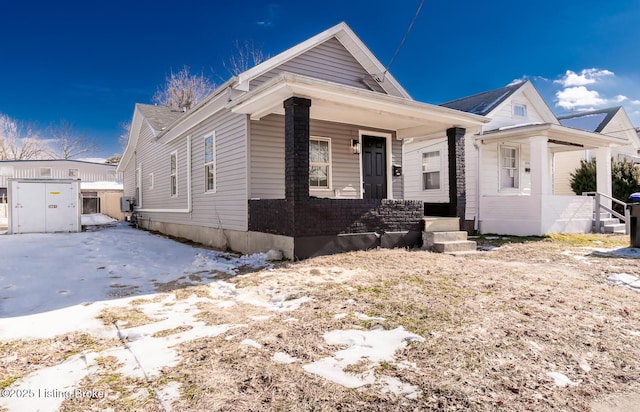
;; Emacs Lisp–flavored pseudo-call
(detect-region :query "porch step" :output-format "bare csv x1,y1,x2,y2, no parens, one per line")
432,240,478,254
422,230,477,254
602,223,626,234
423,217,459,232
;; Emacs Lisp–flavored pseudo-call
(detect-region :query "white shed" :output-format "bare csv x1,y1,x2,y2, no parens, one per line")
8,179,81,234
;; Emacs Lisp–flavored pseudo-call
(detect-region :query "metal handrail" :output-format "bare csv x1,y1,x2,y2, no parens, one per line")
582,192,629,234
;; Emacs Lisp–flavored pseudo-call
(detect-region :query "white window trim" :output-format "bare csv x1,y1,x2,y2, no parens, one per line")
499,144,520,191
421,149,444,192
513,103,527,118
204,133,216,193
309,136,332,191
170,150,178,197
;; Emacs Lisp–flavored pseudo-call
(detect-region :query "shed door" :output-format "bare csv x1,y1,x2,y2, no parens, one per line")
13,182,46,233
45,182,78,232
362,136,387,199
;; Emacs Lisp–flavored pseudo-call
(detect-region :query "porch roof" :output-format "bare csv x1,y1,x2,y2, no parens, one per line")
229,72,489,137
478,122,629,151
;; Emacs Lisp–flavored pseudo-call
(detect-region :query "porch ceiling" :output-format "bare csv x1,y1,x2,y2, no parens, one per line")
229,72,488,137
478,123,629,151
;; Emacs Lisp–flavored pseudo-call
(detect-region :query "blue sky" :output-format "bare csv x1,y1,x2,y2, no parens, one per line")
1,1,639,158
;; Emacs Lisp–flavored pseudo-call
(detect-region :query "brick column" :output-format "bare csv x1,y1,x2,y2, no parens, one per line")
284,97,312,201
447,127,466,229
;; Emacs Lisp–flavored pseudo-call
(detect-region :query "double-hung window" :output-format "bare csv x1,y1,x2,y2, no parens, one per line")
500,146,519,189
68,168,79,178
170,151,178,196
309,138,331,189
422,150,441,190
204,134,215,192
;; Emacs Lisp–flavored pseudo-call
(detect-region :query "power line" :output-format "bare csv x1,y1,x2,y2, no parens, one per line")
383,0,425,78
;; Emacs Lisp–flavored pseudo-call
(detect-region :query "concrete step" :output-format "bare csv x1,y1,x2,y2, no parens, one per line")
423,217,459,232
431,240,477,253
596,218,621,226
602,223,626,234
423,231,468,246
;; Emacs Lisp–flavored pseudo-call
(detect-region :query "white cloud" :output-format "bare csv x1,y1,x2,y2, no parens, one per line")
554,68,614,87
631,100,640,105
555,86,608,109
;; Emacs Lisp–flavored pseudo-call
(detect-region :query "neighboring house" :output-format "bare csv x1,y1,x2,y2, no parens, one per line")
0,159,124,224
403,80,632,236
118,22,487,259
554,107,640,195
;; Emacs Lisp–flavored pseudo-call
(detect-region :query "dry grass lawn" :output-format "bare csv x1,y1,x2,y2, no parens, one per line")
2,233,640,411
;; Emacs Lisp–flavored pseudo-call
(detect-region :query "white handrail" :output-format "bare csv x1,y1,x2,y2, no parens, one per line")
582,192,629,234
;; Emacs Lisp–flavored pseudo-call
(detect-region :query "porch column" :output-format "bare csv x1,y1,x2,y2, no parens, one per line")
447,127,466,229
284,97,312,201
596,145,612,210
529,136,550,196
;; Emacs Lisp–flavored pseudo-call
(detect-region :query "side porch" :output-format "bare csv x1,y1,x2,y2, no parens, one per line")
476,124,627,236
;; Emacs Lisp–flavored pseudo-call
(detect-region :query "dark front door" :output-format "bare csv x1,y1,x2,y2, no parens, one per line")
362,136,387,199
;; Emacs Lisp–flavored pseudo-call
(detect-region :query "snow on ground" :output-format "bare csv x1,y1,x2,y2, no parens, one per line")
0,224,430,410
0,222,269,318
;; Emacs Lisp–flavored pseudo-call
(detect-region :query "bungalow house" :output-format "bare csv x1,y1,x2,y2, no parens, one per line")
403,80,633,236
0,159,124,227
117,22,488,259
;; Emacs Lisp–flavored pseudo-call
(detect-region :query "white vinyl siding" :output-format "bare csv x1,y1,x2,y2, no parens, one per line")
149,172,154,190
170,151,178,197
204,134,216,192
309,137,331,189
251,38,386,93
250,115,394,199
402,138,448,203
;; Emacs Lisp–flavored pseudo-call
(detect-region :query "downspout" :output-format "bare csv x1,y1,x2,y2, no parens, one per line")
473,127,483,232
136,135,193,213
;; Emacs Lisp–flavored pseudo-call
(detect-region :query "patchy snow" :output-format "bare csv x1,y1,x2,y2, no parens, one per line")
240,339,263,349
0,223,429,410
355,312,385,321
272,352,300,364
303,327,425,393
547,371,580,387
81,213,118,226
607,273,640,290
592,247,640,259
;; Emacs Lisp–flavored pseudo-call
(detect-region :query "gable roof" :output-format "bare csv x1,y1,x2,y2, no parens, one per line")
136,103,186,132
557,107,621,133
235,22,410,98
440,82,527,116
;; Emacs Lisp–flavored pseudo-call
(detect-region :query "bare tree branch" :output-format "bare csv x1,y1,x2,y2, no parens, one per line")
48,120,97,159
222,40,269,76
0,113,50,160
152,66,215,111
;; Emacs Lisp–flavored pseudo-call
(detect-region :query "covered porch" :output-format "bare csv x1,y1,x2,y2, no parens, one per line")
476,123,627,236
231,72,487,258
